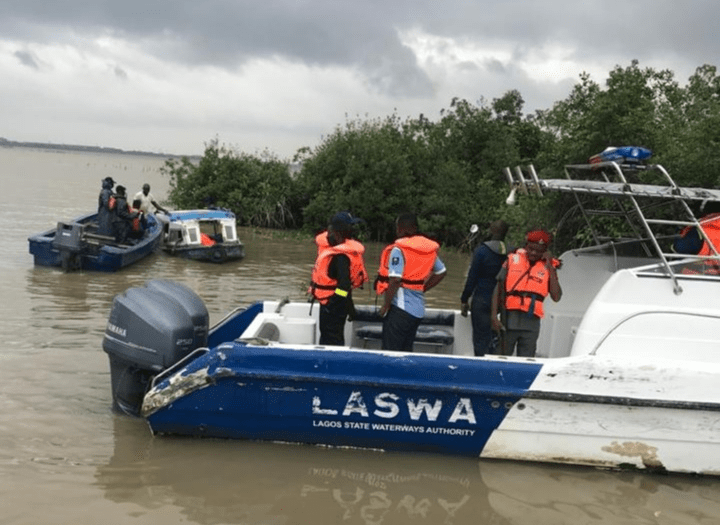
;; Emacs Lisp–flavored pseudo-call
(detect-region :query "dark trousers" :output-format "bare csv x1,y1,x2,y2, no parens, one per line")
319,298,347,346
382,305,422,352
470,295,493,356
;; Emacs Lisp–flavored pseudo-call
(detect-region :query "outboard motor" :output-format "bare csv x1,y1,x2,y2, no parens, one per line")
52,222,85,271
102,279,209,416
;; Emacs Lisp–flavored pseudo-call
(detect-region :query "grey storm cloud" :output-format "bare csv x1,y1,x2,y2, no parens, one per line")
14,49,39,69
4,0,717,98
3,0,720,157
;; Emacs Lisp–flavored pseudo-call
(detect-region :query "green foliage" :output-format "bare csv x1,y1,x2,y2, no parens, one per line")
295,101,532,244
162,140,297,228
162,61,720,252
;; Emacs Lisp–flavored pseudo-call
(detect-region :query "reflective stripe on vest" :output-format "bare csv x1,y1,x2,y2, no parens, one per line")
375,235,439,294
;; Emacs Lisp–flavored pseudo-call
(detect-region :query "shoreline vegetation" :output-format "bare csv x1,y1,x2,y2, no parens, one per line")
163,63,720,251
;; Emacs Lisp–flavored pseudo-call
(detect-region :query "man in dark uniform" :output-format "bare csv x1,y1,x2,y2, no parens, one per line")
97,176,115,236
460,220,509,356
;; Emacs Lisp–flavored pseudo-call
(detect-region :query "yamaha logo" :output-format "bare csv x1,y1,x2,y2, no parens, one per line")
106,322,126,337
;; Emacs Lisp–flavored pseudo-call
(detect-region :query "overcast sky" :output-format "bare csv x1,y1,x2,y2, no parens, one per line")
2,1,718,158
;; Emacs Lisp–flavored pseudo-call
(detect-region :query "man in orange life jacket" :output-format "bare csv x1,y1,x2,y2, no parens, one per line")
490,229,562,357
310,213,368,346
673,207,720,274
377,213,446,352
313,211,363,256
111,186,140,244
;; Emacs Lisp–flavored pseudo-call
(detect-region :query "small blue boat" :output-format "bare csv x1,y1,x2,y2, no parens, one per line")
155,209,245,263
28,212,162,271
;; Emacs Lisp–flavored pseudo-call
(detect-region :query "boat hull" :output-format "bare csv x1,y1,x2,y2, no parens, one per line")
141,337,720,475
143,344,542,456
164,242,245,263
28,212,162,271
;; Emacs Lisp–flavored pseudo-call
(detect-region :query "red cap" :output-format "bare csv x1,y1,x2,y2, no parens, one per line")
526,230,551,244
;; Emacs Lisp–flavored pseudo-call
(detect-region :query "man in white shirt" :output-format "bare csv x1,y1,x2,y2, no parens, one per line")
133,183,167,214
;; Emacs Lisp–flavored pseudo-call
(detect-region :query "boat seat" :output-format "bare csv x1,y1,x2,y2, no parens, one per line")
353,305,454,348
355,325,454,346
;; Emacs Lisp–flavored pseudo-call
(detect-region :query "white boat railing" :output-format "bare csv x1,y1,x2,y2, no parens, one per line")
505,161,720,295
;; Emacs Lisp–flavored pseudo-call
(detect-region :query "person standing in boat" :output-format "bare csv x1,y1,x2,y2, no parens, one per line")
313,211,363,255
377,213,446,352
490,229,562,357
97,176,115,237
460,220,509,356
112,186,140,244
133,183,167,214
310,213,369,346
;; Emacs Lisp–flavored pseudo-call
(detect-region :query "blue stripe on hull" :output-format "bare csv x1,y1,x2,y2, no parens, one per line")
146,345,543,455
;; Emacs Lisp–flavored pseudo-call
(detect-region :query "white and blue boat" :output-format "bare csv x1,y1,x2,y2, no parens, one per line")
103,157,720,476
28,212,162,272
155,208,245,263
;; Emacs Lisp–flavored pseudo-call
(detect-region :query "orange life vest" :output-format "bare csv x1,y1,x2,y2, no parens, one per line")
309,240,368,304
679,213,720,274
200,233,216,246
503,249,555,318
375,235,440,294
315,231,330,256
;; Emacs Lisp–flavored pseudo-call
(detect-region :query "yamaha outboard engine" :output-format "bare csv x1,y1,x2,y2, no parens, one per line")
103,280,209,415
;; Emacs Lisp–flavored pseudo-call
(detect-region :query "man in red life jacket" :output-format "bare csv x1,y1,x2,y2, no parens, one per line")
377,213,446,352
490,229,562,357
310,213,368,345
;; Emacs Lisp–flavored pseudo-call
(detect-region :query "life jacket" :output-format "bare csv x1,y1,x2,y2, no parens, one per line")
503,248,557,318
314,231,330,256
309,239,368,304
200,233,216,246
108,195,116,211
131,213,141,232
676,214,720,274
375,235,440,294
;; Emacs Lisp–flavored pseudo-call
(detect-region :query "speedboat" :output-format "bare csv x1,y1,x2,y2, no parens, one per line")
28,212,162,272
102,154,720,476
155,209,245,263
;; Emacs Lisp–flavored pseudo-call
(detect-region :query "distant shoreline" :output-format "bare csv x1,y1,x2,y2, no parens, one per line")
0,137,196,159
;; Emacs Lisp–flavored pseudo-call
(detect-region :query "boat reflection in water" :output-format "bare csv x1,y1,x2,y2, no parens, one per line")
96,416,485,525
97,417,720,525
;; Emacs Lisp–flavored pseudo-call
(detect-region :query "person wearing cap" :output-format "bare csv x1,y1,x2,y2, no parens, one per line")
490,229,562,357
133,183,167,214
313,211,362,255
111,185,140,244
460,220,510,356
377,213,446,352
309,212,368,345
97,176,116,237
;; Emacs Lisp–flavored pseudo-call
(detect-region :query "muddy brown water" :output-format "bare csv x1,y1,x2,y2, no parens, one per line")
1,146,719,524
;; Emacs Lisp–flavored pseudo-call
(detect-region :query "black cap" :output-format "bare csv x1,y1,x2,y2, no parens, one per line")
330,211,363,230
104,176,115,185
116,185,126,194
